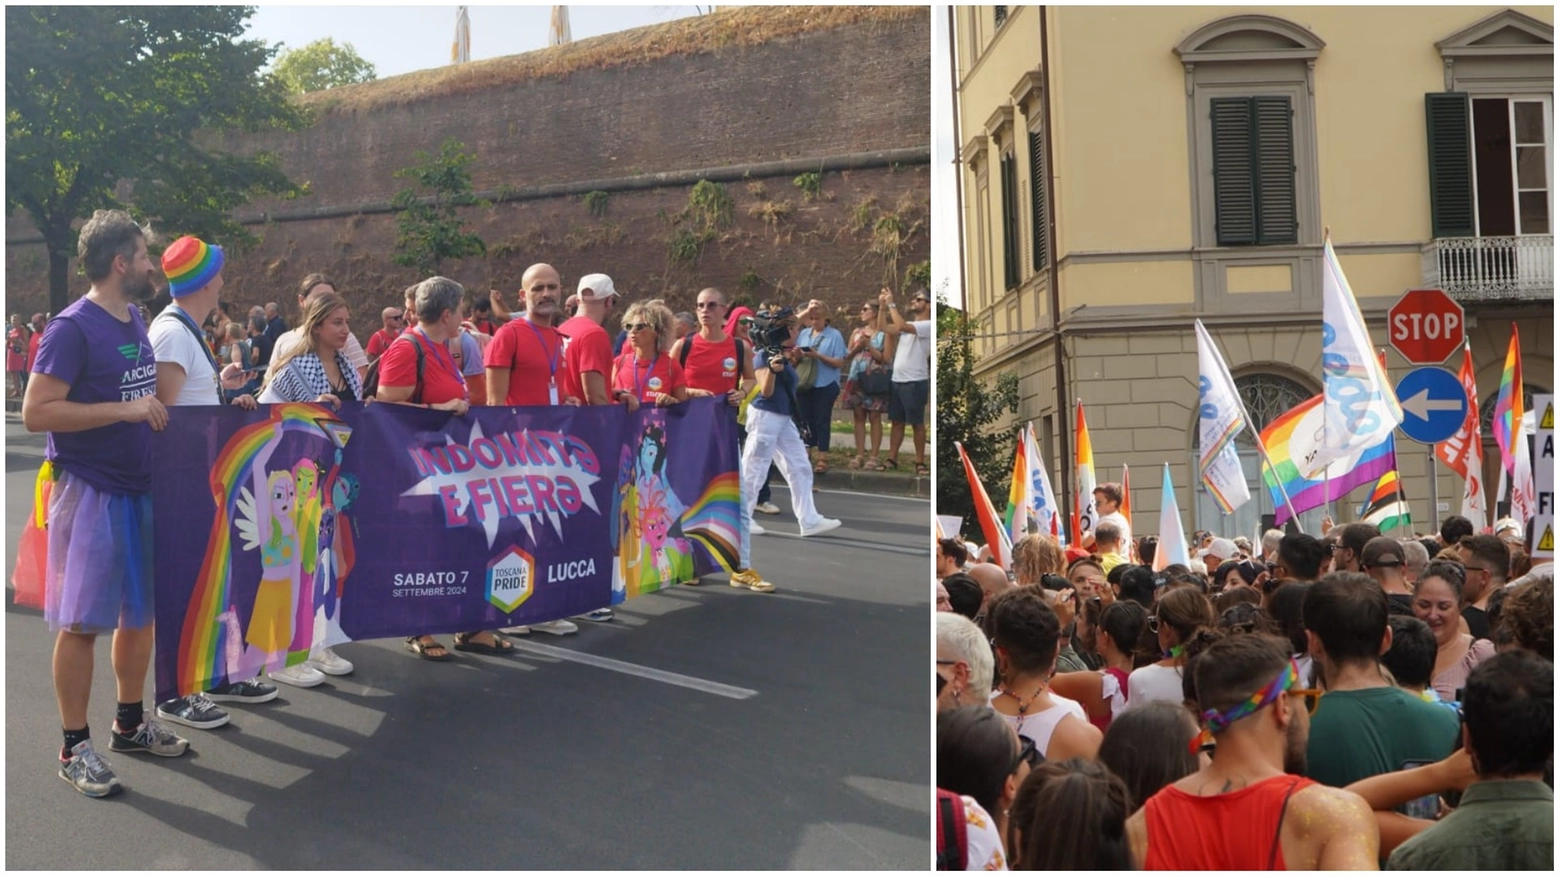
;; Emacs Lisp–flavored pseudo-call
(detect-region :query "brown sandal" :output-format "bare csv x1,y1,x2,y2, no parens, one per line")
406,635,452,661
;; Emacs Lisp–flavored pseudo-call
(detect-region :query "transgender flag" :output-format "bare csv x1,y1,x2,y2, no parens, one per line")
1260,394,1397,525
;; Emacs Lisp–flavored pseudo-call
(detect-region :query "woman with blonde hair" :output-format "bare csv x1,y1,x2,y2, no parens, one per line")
611,299,688,407
259,292,363,406
841,298,895,470
1012,534,1066,587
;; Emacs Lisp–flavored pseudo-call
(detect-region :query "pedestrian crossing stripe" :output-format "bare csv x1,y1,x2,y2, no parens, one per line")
1543,403,1554,431
1541,526,1555,553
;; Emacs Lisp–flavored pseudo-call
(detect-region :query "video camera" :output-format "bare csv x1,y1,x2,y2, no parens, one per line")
749,306,797,358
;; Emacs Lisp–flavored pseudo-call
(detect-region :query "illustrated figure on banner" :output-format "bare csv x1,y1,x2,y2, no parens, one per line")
312,425,358,649
233,435,304,671
617,417,696,593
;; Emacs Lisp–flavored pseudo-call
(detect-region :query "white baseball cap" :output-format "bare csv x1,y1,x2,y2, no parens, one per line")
577,273,618,300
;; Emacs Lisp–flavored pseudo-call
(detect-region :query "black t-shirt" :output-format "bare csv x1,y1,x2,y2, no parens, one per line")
1386,592,1416,616
1461,605,1489,639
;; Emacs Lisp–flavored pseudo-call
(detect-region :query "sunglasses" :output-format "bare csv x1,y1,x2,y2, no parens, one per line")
626,322,654,332
696,301,723,310
1012,735,1040,772
738,318,755,326
1293,687,1323,715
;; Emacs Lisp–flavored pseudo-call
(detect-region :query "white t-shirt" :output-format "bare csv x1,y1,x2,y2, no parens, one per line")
1098,510,1132,554
268,327,368,382
149,305,222,407
1125,662,1186,709
891,318,932,383
958,795,1008,871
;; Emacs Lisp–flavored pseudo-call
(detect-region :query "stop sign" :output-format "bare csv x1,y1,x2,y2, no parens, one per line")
1388,289,1464,365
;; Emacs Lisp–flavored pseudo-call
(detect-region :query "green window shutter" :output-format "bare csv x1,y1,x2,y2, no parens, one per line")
995,6,1008,27
1425,92,1474,239
1029,128,1047,272
1001,153,1019,289
1212,98,1257,246
1253,97,1297,245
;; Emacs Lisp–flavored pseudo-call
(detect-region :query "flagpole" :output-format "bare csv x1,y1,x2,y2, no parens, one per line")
1203,320,1306,531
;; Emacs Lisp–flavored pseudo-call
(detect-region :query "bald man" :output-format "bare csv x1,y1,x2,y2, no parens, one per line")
966,562,1012,620
366,306,404,358
485,263,570,407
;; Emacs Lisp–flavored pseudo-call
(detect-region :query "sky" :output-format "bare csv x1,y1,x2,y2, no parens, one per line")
930,5,960,308
245,5,706,80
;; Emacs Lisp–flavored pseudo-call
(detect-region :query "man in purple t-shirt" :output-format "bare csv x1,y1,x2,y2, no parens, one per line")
22,209,188,797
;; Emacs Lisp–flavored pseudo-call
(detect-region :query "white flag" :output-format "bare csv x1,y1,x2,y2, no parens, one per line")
452,6,471,63
1195,320,1253,513
1025,423,1065,543
1153,463,1190,571
1512,426,1538,526
1306,238,1403,478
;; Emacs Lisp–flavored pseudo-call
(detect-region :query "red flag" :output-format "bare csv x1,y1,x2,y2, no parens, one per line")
957,441,1011,569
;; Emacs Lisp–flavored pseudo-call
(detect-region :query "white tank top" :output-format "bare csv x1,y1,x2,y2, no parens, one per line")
989,691,1086,759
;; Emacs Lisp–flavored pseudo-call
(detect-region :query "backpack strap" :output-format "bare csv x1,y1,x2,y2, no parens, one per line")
677,336,693,368
935,791,967,870
155,307,223,403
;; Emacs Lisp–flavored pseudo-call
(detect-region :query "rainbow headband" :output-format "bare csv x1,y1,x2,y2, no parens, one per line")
162,235,224,297
1188,659,1298,754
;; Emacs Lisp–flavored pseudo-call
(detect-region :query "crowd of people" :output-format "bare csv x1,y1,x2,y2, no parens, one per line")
936,483,1553,870
14,209,937,798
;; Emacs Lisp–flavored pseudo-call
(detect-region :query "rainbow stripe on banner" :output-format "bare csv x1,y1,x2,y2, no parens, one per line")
677,471,741,578
1260,394,1397,525
176,404,345,696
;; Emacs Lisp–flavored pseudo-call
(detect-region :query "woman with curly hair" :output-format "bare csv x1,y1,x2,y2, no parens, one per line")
612,299,687,407
1012,534,1066,587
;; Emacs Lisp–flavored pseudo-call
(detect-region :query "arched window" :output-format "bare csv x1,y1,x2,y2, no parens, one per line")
1192,371,1316,448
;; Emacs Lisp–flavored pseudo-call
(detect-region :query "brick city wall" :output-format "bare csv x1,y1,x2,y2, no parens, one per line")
5,9,930,327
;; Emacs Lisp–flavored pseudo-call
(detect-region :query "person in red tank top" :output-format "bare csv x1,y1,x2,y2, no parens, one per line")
670,286,755,404
1125,634,1379,870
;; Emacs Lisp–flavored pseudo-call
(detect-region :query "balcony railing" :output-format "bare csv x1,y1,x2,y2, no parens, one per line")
1422,235,1553,301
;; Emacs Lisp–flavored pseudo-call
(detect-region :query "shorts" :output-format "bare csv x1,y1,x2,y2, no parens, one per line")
44,470,155,634
888,379,929,426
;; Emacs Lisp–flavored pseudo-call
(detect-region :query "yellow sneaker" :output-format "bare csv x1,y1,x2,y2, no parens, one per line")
729,568,775,593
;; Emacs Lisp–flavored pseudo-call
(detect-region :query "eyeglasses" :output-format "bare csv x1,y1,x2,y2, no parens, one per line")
626,322,653,332
935,659,959,666
1292,688,1324,715
1012,735,1040,772
696,301,723,310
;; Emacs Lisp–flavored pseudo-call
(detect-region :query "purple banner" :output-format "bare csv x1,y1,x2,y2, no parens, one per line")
153,398,739,701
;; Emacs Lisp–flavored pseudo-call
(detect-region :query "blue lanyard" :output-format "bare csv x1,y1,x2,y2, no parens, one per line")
524,318,561,382
632,354,659,399
161,305,223,403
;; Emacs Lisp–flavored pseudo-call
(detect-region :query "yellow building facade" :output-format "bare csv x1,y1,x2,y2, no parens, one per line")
955,5,1554,538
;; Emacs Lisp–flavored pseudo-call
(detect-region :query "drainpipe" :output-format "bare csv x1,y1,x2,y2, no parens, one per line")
949,5,968,306
1040,6,1072,516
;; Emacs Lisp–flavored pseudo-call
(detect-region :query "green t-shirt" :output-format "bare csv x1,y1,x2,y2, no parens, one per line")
1304,686,1460,789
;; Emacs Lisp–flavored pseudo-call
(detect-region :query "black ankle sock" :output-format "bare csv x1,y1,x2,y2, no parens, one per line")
62,725,90,758
116,701,144,733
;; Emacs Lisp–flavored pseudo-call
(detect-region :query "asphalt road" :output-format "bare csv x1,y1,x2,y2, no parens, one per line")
5,413,931,869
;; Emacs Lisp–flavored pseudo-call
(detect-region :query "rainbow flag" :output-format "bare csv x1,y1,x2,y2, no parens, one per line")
1004,432,1032,546
1260,394,1396,526
1358,469,1411,533
1120,463,1132,534
958,441,1011,569
1074,400,1097,539
1493,323,1523,476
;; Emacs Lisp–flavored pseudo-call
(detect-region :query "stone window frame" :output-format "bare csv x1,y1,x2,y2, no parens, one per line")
985,105,1019,294
1176,14,1326,314
1011,71,1047,282
966,132,991,322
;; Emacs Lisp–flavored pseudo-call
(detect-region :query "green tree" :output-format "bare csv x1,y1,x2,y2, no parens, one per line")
390,138,488,276
936,297,1020,535
273,38,376,93
6,6,309,311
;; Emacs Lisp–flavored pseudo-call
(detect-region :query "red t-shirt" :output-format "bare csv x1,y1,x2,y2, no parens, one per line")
377,330,468,405
1144,774,1314,870
484,317,564,406
26,329,41,372
366,328,398,358
612,352,685,403
558,315,613,403
680,333,745,395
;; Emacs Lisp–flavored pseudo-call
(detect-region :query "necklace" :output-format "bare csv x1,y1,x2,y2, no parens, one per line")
998,678,1047,718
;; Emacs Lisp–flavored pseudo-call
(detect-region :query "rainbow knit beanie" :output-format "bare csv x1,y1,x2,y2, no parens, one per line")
161,235,224,297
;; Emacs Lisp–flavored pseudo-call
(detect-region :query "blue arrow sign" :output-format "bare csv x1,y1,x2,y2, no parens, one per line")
1395,366,1469,444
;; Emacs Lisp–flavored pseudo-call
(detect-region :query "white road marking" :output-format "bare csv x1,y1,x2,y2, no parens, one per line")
770,485,929,502
506,639,758,700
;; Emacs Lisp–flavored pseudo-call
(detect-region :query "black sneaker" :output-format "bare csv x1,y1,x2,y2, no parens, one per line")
155,693,231,730
205,679,280,704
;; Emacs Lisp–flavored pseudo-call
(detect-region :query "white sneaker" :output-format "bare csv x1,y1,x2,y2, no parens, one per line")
498,624,533,635
799,517,842,538
755,501,781,515
750,522,767,535
270,663,327,688
575,608,614,622
530,619,579,636
310,647,354,676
